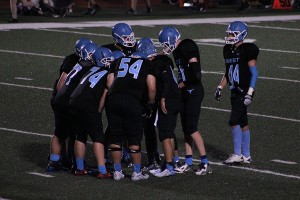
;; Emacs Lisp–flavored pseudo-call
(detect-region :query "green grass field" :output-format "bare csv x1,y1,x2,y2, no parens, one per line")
0,6,299,200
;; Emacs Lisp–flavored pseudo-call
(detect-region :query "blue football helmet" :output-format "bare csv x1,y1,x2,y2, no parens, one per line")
112,23,136,47
225,21,248,44
158,26,181,55
136,39,157,58
80,43,98,61
75,38,93,56
130,52,147,59
111,50,126,60
136,37,154,49
92,47,113,67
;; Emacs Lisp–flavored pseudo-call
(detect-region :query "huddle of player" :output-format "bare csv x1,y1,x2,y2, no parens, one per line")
47,21,259,181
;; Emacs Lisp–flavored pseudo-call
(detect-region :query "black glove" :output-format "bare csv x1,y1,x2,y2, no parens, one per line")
142,102,155,118
215,87,222,102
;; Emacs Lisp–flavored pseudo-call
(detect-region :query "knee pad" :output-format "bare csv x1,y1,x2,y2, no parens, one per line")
109,146,122,152
129,146,141,153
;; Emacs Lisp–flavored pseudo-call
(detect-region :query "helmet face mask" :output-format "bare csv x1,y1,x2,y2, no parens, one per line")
93,47,113,67
161,41,175,55
158,26,181,55
112,23,136,47
100,56,114,67
225,21,248,45
80,43,97,61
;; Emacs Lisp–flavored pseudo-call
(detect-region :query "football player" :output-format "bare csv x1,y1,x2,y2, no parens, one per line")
69,47,113,178
102,22,137,166
214,21,259,165
158,26,212,175
105,51,156,181
47,38,92,172
47,42,98,173
137,39,181,177
135,38,162,172
102,23,136,56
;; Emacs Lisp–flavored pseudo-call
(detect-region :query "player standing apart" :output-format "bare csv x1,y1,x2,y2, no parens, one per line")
215,21,259,164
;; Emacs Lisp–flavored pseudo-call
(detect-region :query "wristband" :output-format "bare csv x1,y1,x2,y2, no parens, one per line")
247,87,254,96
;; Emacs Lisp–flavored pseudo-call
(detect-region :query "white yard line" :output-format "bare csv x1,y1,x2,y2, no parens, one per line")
27,172,54,178
25,29,300,54
229,165,300,180
271,159,297,165
1,15,300,30
14,77,33,81
281,66,300,70
0,82,53,91
0,127,299,180
201,107,300,123
0,49,64,59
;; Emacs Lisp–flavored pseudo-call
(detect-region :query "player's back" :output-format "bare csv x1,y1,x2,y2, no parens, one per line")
69,66,109,112
54,60,95,109
109,56,154,101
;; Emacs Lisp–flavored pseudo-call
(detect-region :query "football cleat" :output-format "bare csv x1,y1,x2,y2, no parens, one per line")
174,163,194,174
153,168,175,177
149,168,161,175
46,161,61,172
131,172,149,181
113,171,125,181
174,160,182,169
242,155,252,164
97,172,112,179
142,161,160,172
74,169,88,176
81,8,92,15
155,152,162,165
223,154,243,165
126,8,137,14
195,163,212,175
